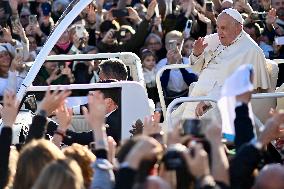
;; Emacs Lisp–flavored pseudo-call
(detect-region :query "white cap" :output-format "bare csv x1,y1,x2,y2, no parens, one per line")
221,8,244,24
222,0,233,4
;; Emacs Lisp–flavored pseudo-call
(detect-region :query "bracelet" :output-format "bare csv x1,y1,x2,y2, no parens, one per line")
54,129,66,138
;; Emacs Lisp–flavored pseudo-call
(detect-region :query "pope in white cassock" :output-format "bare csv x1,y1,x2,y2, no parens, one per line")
173,8,271,120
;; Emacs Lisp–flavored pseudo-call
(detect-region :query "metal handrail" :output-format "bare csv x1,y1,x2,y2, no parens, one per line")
156,63,193,119
165,92,284,131
157,59,284,120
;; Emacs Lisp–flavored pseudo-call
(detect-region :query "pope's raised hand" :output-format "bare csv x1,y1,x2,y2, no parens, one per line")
193,37,208,57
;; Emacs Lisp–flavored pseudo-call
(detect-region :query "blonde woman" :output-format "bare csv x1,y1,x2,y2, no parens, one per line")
32,159,85,189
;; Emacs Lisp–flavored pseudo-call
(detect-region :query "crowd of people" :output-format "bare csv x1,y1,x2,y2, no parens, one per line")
1,0,284,188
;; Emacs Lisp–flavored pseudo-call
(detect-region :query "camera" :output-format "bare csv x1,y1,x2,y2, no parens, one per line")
29,15,38,25
11,15,20,29
112,9,129,18
182,118,212,137
113,30,126,41
163,143,188,170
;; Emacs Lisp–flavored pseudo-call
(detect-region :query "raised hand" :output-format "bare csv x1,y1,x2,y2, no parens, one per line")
193,37,208,56
143,112,162,136
126,7,141,24
55,104,72,132
83,91,106,130
1,91,20,127
46,68,62,85
195,101,211,117
38,88,71,116
125,136,162,169
166,49,182,64
146,0,157,20
205,120,222,144
2,27,13,43
9,0,18,13
259,110,284,146
107,136,117,164
266,8,277,25
182,143,210,178
10,54,24,72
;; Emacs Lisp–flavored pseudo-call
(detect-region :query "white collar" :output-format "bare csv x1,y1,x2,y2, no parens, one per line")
105,108,117,118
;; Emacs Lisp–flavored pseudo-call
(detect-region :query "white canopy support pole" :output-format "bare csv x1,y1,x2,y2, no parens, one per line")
16,0,93,102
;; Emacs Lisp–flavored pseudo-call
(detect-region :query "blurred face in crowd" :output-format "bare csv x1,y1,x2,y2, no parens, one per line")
182,38,194,57
28,36,37,52
272,0,284,11
119,30,132,43
244,26,258,42
87,49,100,71
20,13,30,27
221,1,233,10
143,55,156,70
277,7,284,20
57,30,70,45
146,37,162,52
217,13,242,46
44,51,57,73
252,164,284,189
0,50,11,74
145,176,171,189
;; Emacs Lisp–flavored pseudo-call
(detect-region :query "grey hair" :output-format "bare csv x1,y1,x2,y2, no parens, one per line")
145,33,162,45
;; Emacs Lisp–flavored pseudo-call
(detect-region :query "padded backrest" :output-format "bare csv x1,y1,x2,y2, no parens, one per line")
252,59,279,123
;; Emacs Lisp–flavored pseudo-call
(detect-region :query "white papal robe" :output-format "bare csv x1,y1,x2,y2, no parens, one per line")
172,30,271,121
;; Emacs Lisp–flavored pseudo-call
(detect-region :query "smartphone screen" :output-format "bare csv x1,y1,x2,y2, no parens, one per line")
11,15,20,29
112,9,129,18
75,25,84,38
29,15,38,25
15,47,24,59
182,118,211,137
168,40,177,51
205,2,213,12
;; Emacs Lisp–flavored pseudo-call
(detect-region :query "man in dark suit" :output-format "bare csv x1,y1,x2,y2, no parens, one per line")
45,58,128,144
